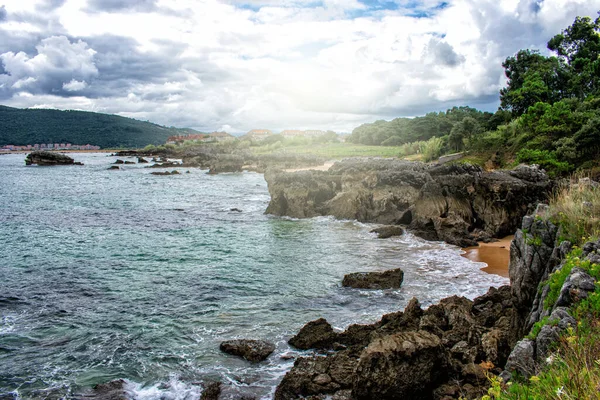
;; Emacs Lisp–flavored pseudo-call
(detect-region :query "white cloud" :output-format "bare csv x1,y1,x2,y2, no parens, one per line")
63,79,88,91
1,0,600,132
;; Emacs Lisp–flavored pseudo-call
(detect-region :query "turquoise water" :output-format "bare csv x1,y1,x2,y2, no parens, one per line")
0,153,507,399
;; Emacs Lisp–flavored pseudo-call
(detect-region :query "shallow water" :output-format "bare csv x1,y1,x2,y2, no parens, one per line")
0,153,507,399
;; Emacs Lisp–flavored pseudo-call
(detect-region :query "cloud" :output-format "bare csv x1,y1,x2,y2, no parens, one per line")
62,79,87,91
85,0,159,13
0,5,7,21
0,36,98,98
1,0,600,132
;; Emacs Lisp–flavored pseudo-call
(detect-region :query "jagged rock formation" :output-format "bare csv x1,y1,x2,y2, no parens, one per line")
264,159,551,247
25,151,82,166
275,211,600,399
219,339,276,362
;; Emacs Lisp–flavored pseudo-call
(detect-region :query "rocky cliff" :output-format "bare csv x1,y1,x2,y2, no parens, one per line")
274,209,600,399
264,159,551,246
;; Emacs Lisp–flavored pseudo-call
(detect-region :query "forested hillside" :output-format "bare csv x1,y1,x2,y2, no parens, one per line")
0,106,199,148
349,13,600,176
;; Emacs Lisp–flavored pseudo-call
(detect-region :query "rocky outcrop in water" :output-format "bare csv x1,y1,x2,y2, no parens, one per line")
341,269,404,289
25,151,82,166
264,159,551,246
370,225,405,239
275,291,515,400
220,339,276,362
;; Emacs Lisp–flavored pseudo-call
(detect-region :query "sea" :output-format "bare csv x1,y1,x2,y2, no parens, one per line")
0,152,508,399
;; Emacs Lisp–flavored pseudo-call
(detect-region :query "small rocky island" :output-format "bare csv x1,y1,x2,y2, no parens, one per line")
25,151,83,166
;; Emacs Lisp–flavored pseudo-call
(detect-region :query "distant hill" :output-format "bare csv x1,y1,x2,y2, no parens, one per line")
0,105,202,148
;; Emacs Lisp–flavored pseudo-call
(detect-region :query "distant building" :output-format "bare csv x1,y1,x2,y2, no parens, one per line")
245,129,273,141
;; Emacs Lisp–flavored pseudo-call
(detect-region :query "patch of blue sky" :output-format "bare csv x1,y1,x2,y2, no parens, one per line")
233,0,323,11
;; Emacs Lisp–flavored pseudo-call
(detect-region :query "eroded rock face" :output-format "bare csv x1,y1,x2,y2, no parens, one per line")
353,330,447,400
219,339,275,362
264,159,551,246
276,288,516,399
25,151,81,166
342,269,404,289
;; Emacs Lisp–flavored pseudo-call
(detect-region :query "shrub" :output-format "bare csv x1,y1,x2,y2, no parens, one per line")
516,148,574,177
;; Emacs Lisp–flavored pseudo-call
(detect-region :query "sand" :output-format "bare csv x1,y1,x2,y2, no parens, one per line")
461,236,513,278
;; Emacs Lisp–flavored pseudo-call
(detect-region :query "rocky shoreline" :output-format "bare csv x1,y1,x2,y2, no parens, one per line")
264,158,551,247
83,157,596,400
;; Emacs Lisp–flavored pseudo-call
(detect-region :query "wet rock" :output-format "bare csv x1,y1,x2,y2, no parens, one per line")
137,157,149,163
25,151,81,166
370,225,404,239
341,268,404,289
90,379,129,400
230,208,242,212
107,166,120,170
289,318,337,350
150,170,180,176
353,330,448,400
200,381,221,400
219,339,275,362
114,159,124,164
124,161,135,165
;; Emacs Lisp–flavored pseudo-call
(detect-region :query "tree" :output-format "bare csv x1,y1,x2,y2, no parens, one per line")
499,50,567,115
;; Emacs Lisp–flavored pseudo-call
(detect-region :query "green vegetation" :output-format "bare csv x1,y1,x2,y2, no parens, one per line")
343,14,600,176
0,105,200,148
550,177,600,244
486,178,600,399
251,141,406,159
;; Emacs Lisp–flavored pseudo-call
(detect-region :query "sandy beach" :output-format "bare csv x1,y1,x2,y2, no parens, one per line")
461,236,513,278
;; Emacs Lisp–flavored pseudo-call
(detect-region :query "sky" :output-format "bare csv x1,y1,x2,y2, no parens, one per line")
0,0,599,133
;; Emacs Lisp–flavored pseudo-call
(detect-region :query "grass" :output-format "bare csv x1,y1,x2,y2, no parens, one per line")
549,175,600,245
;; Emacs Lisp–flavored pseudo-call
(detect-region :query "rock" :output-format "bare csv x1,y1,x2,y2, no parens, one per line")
370,225,405,239
555,267,596,307
289,318,337,350
90,379,129,400
264,159,550,247
137,157,149,163
114,159,125,164
200,381,221,400
124,161,135,165
341,269,404,289
25,151,81,166
313,374,332,385
219,339,275,362
150,170,180,176
352,330,448,400
503,339,536,379
107,166,120,170
230,208,242,212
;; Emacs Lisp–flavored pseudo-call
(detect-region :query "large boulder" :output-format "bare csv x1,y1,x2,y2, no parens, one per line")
342,269,404,289
352,330,448,399
288,318,337,350
25,151,81,166
219,339,275,362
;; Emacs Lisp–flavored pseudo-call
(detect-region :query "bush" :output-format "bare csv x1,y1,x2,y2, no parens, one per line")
516,149,574,177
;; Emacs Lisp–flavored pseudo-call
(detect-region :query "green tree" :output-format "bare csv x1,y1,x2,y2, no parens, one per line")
547,14,600,98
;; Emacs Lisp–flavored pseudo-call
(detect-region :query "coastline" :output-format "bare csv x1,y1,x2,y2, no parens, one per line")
461,235,513,278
